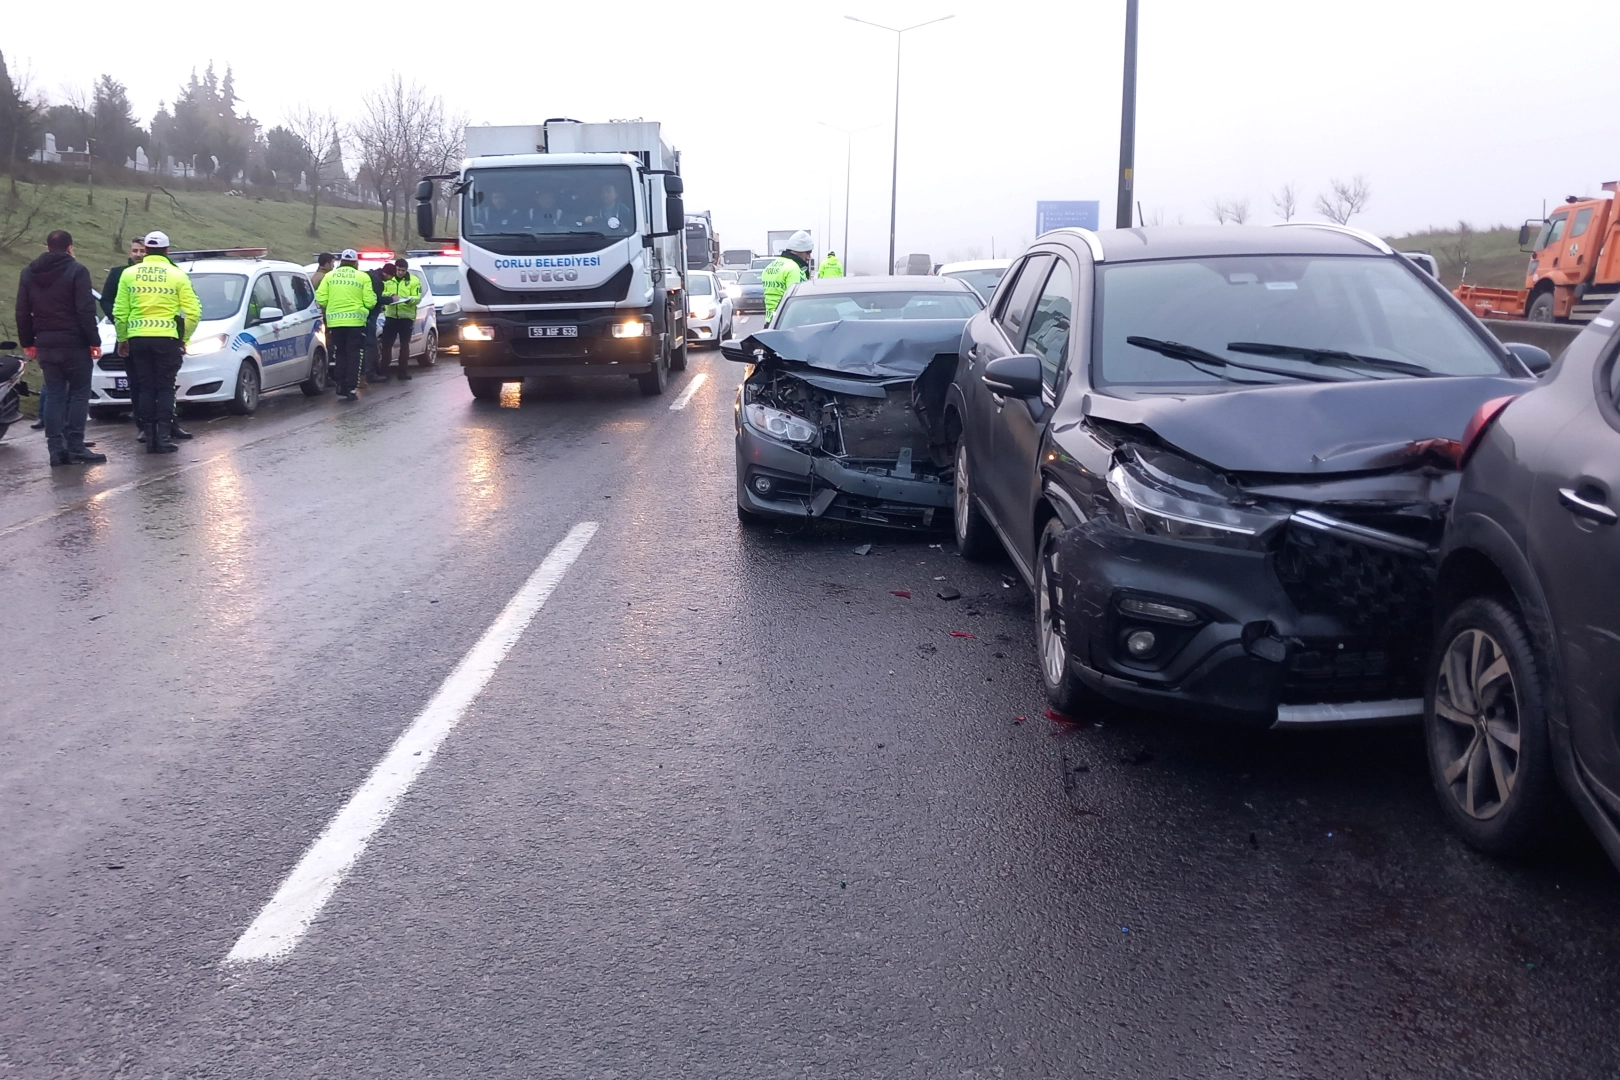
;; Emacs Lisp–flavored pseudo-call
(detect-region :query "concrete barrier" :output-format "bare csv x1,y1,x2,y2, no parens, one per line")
1482,319,1583,360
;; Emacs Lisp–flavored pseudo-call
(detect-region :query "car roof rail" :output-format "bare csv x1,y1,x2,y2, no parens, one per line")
170,247,269,261
1271,221,1393,255
1039,227,1106,263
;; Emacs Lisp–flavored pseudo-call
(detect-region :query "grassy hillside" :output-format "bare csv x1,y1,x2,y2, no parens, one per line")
0,178,388,340
1385,225,1526,290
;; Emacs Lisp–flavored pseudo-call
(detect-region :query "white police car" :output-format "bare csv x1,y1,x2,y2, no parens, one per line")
406,249,463,353
91,249,327,417
304,250,441,369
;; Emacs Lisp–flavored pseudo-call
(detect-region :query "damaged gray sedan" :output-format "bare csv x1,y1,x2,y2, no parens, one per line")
722,277,982,528
950,224,1550,728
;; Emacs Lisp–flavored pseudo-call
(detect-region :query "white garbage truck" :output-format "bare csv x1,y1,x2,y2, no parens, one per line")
414,119,689,398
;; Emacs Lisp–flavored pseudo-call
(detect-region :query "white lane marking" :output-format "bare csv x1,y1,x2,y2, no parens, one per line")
668,371,709,411
223,521,600,965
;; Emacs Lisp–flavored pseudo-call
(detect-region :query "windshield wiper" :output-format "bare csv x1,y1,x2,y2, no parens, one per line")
1125,336,1342,383
1226,342,1439,378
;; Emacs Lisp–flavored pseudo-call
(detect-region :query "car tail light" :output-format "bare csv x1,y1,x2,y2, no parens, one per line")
1458,396,1519,469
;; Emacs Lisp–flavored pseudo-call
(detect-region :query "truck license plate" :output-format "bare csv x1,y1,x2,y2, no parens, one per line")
529,325,578,338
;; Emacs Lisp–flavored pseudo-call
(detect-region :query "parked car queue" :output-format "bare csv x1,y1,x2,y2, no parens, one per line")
724,221,1620,873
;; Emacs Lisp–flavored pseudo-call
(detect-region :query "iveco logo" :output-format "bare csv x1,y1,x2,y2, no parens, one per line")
518,270,580,283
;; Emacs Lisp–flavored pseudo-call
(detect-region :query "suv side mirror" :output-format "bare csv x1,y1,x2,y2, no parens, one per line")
1504,341,1553,375
982,353,1044,399
720,339,756,364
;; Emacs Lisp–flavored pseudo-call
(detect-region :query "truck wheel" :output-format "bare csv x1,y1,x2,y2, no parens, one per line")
467,376,503,401
1527,290,1556,323
638,345,669,396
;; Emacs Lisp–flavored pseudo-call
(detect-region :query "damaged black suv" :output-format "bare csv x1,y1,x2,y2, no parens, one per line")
949,224,1546,727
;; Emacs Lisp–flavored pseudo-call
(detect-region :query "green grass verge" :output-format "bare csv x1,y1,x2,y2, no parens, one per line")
1385,225,1527,290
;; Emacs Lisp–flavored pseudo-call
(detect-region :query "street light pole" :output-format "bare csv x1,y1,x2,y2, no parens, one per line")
817,120,879,268
1115,0,1139,229
846,13,954,274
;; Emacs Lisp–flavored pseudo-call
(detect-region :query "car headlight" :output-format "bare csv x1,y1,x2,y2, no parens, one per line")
1105,448,1288,548
188,332,230,354
439,300,460,316
460,324,495,341
723,285,741,299
744,402,819,445
690,301,715,319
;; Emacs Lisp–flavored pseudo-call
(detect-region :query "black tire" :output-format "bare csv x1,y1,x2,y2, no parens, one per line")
467,376,503,401
1526,290,1556,323
300,347,329,396
1035,517,1101,717
418,330,438,367
1425,596,1568,856
226,361,260,415
638,342,669,396
953,440,1000,561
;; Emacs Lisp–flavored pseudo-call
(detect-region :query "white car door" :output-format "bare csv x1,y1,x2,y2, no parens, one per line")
273,271,321,381
244,273,297,388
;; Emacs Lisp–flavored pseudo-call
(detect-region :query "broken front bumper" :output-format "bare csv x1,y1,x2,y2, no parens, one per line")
734,420,952,530
1057,519,1434,727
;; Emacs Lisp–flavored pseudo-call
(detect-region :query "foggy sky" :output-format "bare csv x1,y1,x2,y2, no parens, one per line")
10,0,1620,274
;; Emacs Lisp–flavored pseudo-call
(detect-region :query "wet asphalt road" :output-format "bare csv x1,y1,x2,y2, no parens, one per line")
3,315,1618,1079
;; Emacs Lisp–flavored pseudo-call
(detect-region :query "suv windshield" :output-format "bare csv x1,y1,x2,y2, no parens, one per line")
463,164,635,239
419,264,460,296
775,289,982,329
190,274,248,322
1096,255,1507,390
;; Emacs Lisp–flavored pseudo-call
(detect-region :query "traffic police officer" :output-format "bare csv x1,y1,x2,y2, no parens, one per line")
377,258,421,381
315,248,377,400
818,250,844,279
762,231,814,322
112,230,202,453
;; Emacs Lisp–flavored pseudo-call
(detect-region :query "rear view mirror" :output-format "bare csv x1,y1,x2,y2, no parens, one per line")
256,306,284,324
982,353,1044,399
1504,341,1553,375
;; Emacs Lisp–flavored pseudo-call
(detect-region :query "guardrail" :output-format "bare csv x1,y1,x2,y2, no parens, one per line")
1481,319,1583,360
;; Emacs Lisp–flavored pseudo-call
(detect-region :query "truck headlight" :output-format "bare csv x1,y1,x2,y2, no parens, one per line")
611,319,651,338
460,324,494,341
1105,448,1287,548
744,402,818,446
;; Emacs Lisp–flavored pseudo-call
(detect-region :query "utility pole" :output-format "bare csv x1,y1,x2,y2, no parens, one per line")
847,14,954,273
817,121,876,265
1115,0,1139,229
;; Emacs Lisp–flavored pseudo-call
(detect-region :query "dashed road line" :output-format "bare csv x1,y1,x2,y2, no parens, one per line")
668,371,709,411
223,521,601,965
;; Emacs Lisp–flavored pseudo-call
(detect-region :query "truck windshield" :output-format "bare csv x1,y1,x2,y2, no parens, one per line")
463,164,636,240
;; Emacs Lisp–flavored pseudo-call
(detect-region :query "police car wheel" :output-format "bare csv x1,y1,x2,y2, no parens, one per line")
300,348,329,396
418,330,438,368
226,362,260,415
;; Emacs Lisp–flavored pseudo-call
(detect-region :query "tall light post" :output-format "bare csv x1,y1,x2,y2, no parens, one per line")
816,121,879,268
846,13,953,274
1115,0,1139,229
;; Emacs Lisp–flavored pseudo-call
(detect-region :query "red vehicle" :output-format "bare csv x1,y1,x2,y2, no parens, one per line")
1456,181,1620,324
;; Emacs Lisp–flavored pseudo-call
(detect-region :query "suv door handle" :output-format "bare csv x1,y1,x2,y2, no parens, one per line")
1558,487,1618,524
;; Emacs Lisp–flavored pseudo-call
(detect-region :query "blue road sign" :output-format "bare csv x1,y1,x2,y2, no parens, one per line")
1036,201,1100,234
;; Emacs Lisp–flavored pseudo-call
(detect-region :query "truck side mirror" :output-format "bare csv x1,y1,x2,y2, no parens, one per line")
415,179,434,201
1517,224,1531,247
416,199,436,241
666,195,684,234
664,175,684,196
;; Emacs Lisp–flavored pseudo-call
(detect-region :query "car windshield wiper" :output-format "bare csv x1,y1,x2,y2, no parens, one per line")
1125,336,1342,383
1226,341,1440,378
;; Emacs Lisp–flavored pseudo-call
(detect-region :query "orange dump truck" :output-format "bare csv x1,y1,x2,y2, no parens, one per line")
1456,181,1620,324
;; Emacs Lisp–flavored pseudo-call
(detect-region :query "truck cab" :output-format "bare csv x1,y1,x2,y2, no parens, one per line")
1518,185,1620,322
416,120,688,398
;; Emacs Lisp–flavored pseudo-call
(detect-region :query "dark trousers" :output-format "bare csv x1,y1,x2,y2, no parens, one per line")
329,326,364,392
362,307,384,375
37,346,93,453
379,317,414,373
123,354,145,420
127,338,184,426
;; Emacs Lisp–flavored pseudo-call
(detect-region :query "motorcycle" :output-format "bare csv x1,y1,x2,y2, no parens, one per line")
0,341,32,442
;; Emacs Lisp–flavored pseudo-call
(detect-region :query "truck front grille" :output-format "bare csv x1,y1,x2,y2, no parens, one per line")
466,265,634,306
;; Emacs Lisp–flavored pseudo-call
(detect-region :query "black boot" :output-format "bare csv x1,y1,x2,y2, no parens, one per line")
49,449,71,466
66,441,108,463
168,420,195,440
146,422,179,454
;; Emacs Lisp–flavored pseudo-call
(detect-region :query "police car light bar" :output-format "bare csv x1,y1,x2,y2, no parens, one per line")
170,247,269,261
406,248,461,257
358,250,395,261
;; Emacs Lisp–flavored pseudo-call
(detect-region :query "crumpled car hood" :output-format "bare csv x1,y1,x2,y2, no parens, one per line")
1086,374,1535,474
735,319,968,379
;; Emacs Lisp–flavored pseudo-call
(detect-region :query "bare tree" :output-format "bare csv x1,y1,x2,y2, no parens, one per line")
1439,220,1474,286
1228,197,1250,225
353,76,461,249
1209,198,1233,225
284,104,344,238
1272,183,1297,222
1314,175,1372,225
